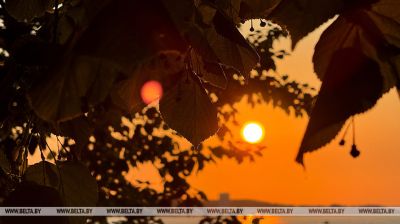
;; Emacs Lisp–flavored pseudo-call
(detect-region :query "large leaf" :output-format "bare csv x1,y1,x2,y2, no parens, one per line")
239,0,282,19
297,48,383,164
27,56,119,123
2,182,68,224
298,1,400,164
5,0,52,22
24,161,98,224
267,0,375,48
159,72,219,146
24,161,98,206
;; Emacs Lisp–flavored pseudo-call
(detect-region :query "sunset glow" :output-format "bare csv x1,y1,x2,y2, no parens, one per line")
241,122,265,143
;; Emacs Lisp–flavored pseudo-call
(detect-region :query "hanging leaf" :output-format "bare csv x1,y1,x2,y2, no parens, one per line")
27,56,119,123
267,0,343,47
159,72,219,146
267,0,375,48
190,50,228,89
298,1,400,164
24,161,98,224
200,10,260,78
24,161,98,206
297,48,382,164
2,182,68,224
239,0,282,19
59,116,93,157
24,161,59,187
5,0,52,22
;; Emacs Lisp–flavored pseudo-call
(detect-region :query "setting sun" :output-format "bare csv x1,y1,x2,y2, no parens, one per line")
241,122,265,144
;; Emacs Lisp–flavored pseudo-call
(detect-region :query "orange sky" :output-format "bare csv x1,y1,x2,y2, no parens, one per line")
36,20,400,206
186,21,400,206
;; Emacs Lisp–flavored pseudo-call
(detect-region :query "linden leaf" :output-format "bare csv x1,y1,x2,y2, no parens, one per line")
5,0,52,22
159,73,219,146
297,48,383,164
299,1,400,163
27,56,119,123
162,0,259,79
190,50,228,89
24,161,98,224
267,0,375,48
239,0,282,19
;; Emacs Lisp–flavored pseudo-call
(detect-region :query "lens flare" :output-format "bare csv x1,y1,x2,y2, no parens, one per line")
140,80,163,104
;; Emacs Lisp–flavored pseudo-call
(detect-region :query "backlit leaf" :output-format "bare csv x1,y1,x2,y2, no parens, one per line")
297,48,383,164
159,73,219,146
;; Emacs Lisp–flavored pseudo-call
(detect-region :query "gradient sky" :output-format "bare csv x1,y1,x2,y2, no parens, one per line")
185,21,400,206
36,20,400,206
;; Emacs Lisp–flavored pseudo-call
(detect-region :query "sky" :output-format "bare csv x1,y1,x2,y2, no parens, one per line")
35,20,400,206
184,21,400,206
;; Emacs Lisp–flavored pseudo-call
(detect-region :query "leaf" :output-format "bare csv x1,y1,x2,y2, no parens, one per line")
74,0,187,74
27,56,119,123
24,161,59,187
159,72,219,146
267,0,375,48
190,50,228,89
269,0,343,48
239,0,282,19
5,0,52,22
111,51,185,112
59,116,93,156
201,11,260,78
298,2,400,163
3,182,68,224
297,48,383,164
162,0,259,79
314,5,400,90
24,161,98,224
24,161,98,206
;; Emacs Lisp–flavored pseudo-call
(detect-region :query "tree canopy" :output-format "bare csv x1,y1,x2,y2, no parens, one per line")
0,0,399,223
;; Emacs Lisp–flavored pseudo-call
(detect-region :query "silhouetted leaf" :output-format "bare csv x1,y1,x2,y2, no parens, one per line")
2,182,67,224
239,0,282,19
24,161,59,187
297,48,382,164
59,116,93,156
268,0,375,48
163,0,259,78
24,161,97,224
299,1,400,163
5,0,52,22
190,50,228,89
24,161,98,206
27,56,119,123
159,73,218,146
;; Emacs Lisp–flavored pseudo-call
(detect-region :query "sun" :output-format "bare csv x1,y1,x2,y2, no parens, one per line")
241,122,265,144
